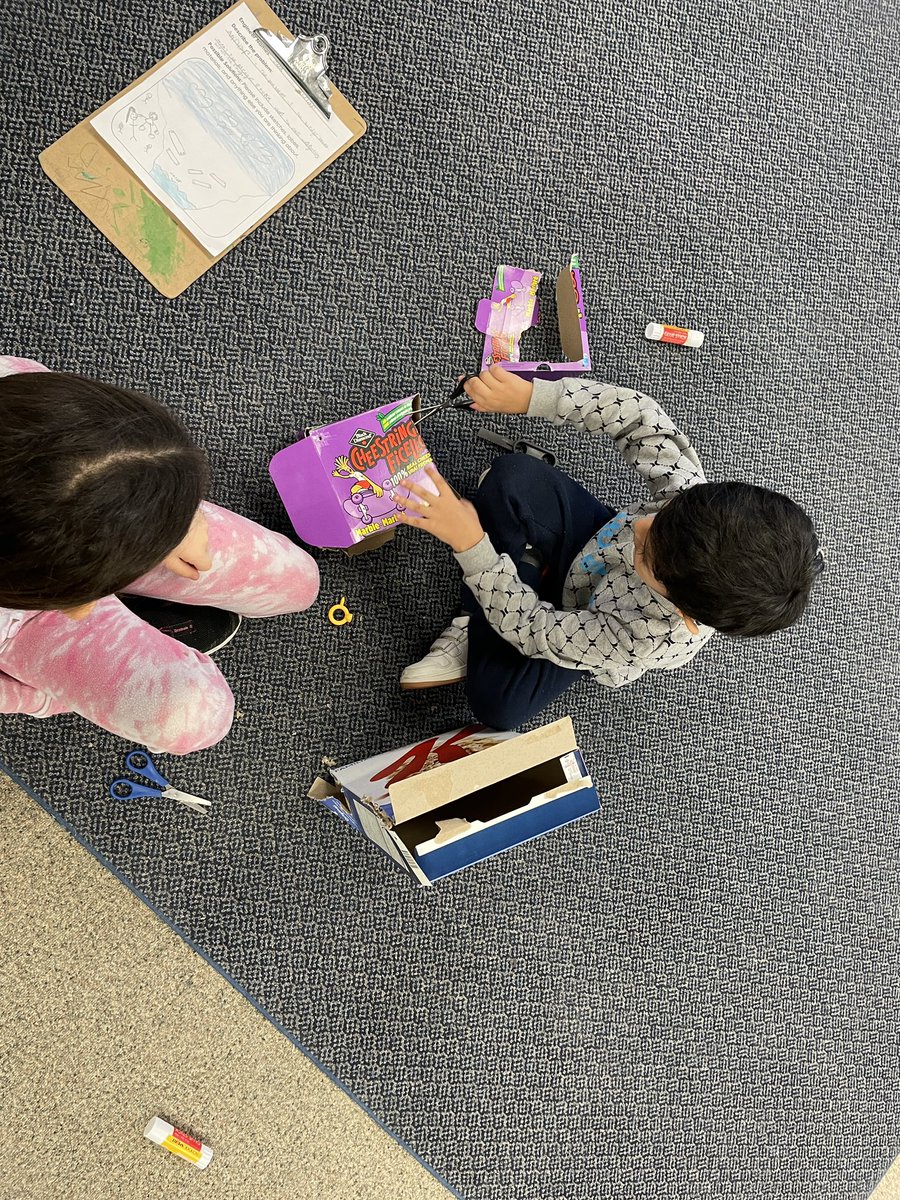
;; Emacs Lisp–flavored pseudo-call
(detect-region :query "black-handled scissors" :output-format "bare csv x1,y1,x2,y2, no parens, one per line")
414,373,478,426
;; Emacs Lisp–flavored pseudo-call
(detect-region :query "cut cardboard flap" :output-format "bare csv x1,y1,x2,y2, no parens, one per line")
413,775,592,855
387,716,578,824
557,264,588,361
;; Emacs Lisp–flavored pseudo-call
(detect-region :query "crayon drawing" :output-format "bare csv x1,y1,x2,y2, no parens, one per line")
87,3,358,260
106,59,294,242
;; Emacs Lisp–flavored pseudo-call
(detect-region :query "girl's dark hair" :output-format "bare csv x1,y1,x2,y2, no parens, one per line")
644,482,823,637
0,372,209,610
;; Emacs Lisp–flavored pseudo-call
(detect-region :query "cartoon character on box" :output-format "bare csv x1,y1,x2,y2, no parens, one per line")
483,271,540,367
332,456,406,526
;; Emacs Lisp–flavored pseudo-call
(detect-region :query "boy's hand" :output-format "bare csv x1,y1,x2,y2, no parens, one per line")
398,466,484,553
464,364,533,413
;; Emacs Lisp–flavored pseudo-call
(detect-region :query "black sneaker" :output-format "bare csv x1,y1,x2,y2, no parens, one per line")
119,596,242,655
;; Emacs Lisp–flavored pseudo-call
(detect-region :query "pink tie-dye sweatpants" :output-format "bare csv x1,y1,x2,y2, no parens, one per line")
0,501,319,754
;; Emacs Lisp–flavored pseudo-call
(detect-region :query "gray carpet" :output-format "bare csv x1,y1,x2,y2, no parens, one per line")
2,1,898,1197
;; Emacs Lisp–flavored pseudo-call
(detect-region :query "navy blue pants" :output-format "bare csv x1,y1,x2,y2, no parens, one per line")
463,454,617,729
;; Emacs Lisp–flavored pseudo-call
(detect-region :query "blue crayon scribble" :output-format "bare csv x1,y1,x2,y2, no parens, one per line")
162,59,293,194
150,164,193,209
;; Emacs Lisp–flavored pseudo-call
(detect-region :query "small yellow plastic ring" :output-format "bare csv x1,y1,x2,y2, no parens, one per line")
328,596,354,627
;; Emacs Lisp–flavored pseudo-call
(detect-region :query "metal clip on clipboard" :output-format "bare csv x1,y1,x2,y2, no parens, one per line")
254,27,334,118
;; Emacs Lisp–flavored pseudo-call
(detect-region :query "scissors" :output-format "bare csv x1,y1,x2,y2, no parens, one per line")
109,749,212,816
414,372,478,427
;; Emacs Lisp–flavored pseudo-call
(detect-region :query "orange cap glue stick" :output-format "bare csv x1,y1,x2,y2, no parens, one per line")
645,322,705,348
144,1117,214,1169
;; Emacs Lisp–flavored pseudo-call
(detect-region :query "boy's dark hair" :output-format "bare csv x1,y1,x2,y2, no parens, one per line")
0,372,209,610
644,482,823,636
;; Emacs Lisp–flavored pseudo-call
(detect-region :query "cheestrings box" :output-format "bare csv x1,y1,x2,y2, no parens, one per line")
269,396,436,551
475,253,591,381
310,718,599,886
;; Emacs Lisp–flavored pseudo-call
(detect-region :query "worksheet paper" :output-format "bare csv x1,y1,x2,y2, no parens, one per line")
91,4,353,256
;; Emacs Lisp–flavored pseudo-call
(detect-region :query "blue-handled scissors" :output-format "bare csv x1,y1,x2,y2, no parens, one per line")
109,749,212,816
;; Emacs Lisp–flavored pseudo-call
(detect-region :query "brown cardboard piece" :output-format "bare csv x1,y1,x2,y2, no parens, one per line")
556,264,588,361
39,0,366,298
387,717,579,824
342,529,395,556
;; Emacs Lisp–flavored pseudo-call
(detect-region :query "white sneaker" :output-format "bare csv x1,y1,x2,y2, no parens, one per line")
400,616,469,690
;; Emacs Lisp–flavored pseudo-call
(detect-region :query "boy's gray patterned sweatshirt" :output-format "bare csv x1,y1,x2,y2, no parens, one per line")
453,377,716,688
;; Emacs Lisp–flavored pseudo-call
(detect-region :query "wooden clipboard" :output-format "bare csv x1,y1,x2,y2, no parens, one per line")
39,1,366,298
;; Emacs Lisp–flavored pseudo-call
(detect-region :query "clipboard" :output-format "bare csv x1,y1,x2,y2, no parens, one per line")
39,1,366,298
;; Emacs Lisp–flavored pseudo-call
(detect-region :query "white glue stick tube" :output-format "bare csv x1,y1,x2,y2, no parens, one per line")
645,322,705,348
144,1117,214,1169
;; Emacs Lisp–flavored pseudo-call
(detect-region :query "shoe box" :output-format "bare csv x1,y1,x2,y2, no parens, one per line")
308,717,598,885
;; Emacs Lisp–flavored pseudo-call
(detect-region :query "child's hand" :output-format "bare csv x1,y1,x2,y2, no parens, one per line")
464,365,533,413
164,508,212,581
398,466,484,553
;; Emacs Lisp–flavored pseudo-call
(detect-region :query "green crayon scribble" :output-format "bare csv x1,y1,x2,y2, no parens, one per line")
138,192,183,281
111,202,131,235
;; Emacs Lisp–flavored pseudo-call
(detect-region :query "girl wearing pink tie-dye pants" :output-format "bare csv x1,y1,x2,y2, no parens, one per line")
0,358,319,755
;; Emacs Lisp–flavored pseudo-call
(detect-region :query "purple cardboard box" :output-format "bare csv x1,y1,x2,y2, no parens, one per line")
269,396,437,550
474,253,591,381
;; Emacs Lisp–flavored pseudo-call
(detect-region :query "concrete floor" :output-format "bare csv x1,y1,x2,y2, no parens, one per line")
0,775,453,1200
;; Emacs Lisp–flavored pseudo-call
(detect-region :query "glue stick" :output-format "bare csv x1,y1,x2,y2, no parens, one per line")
144,1117,214,1170
645,322,705,348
